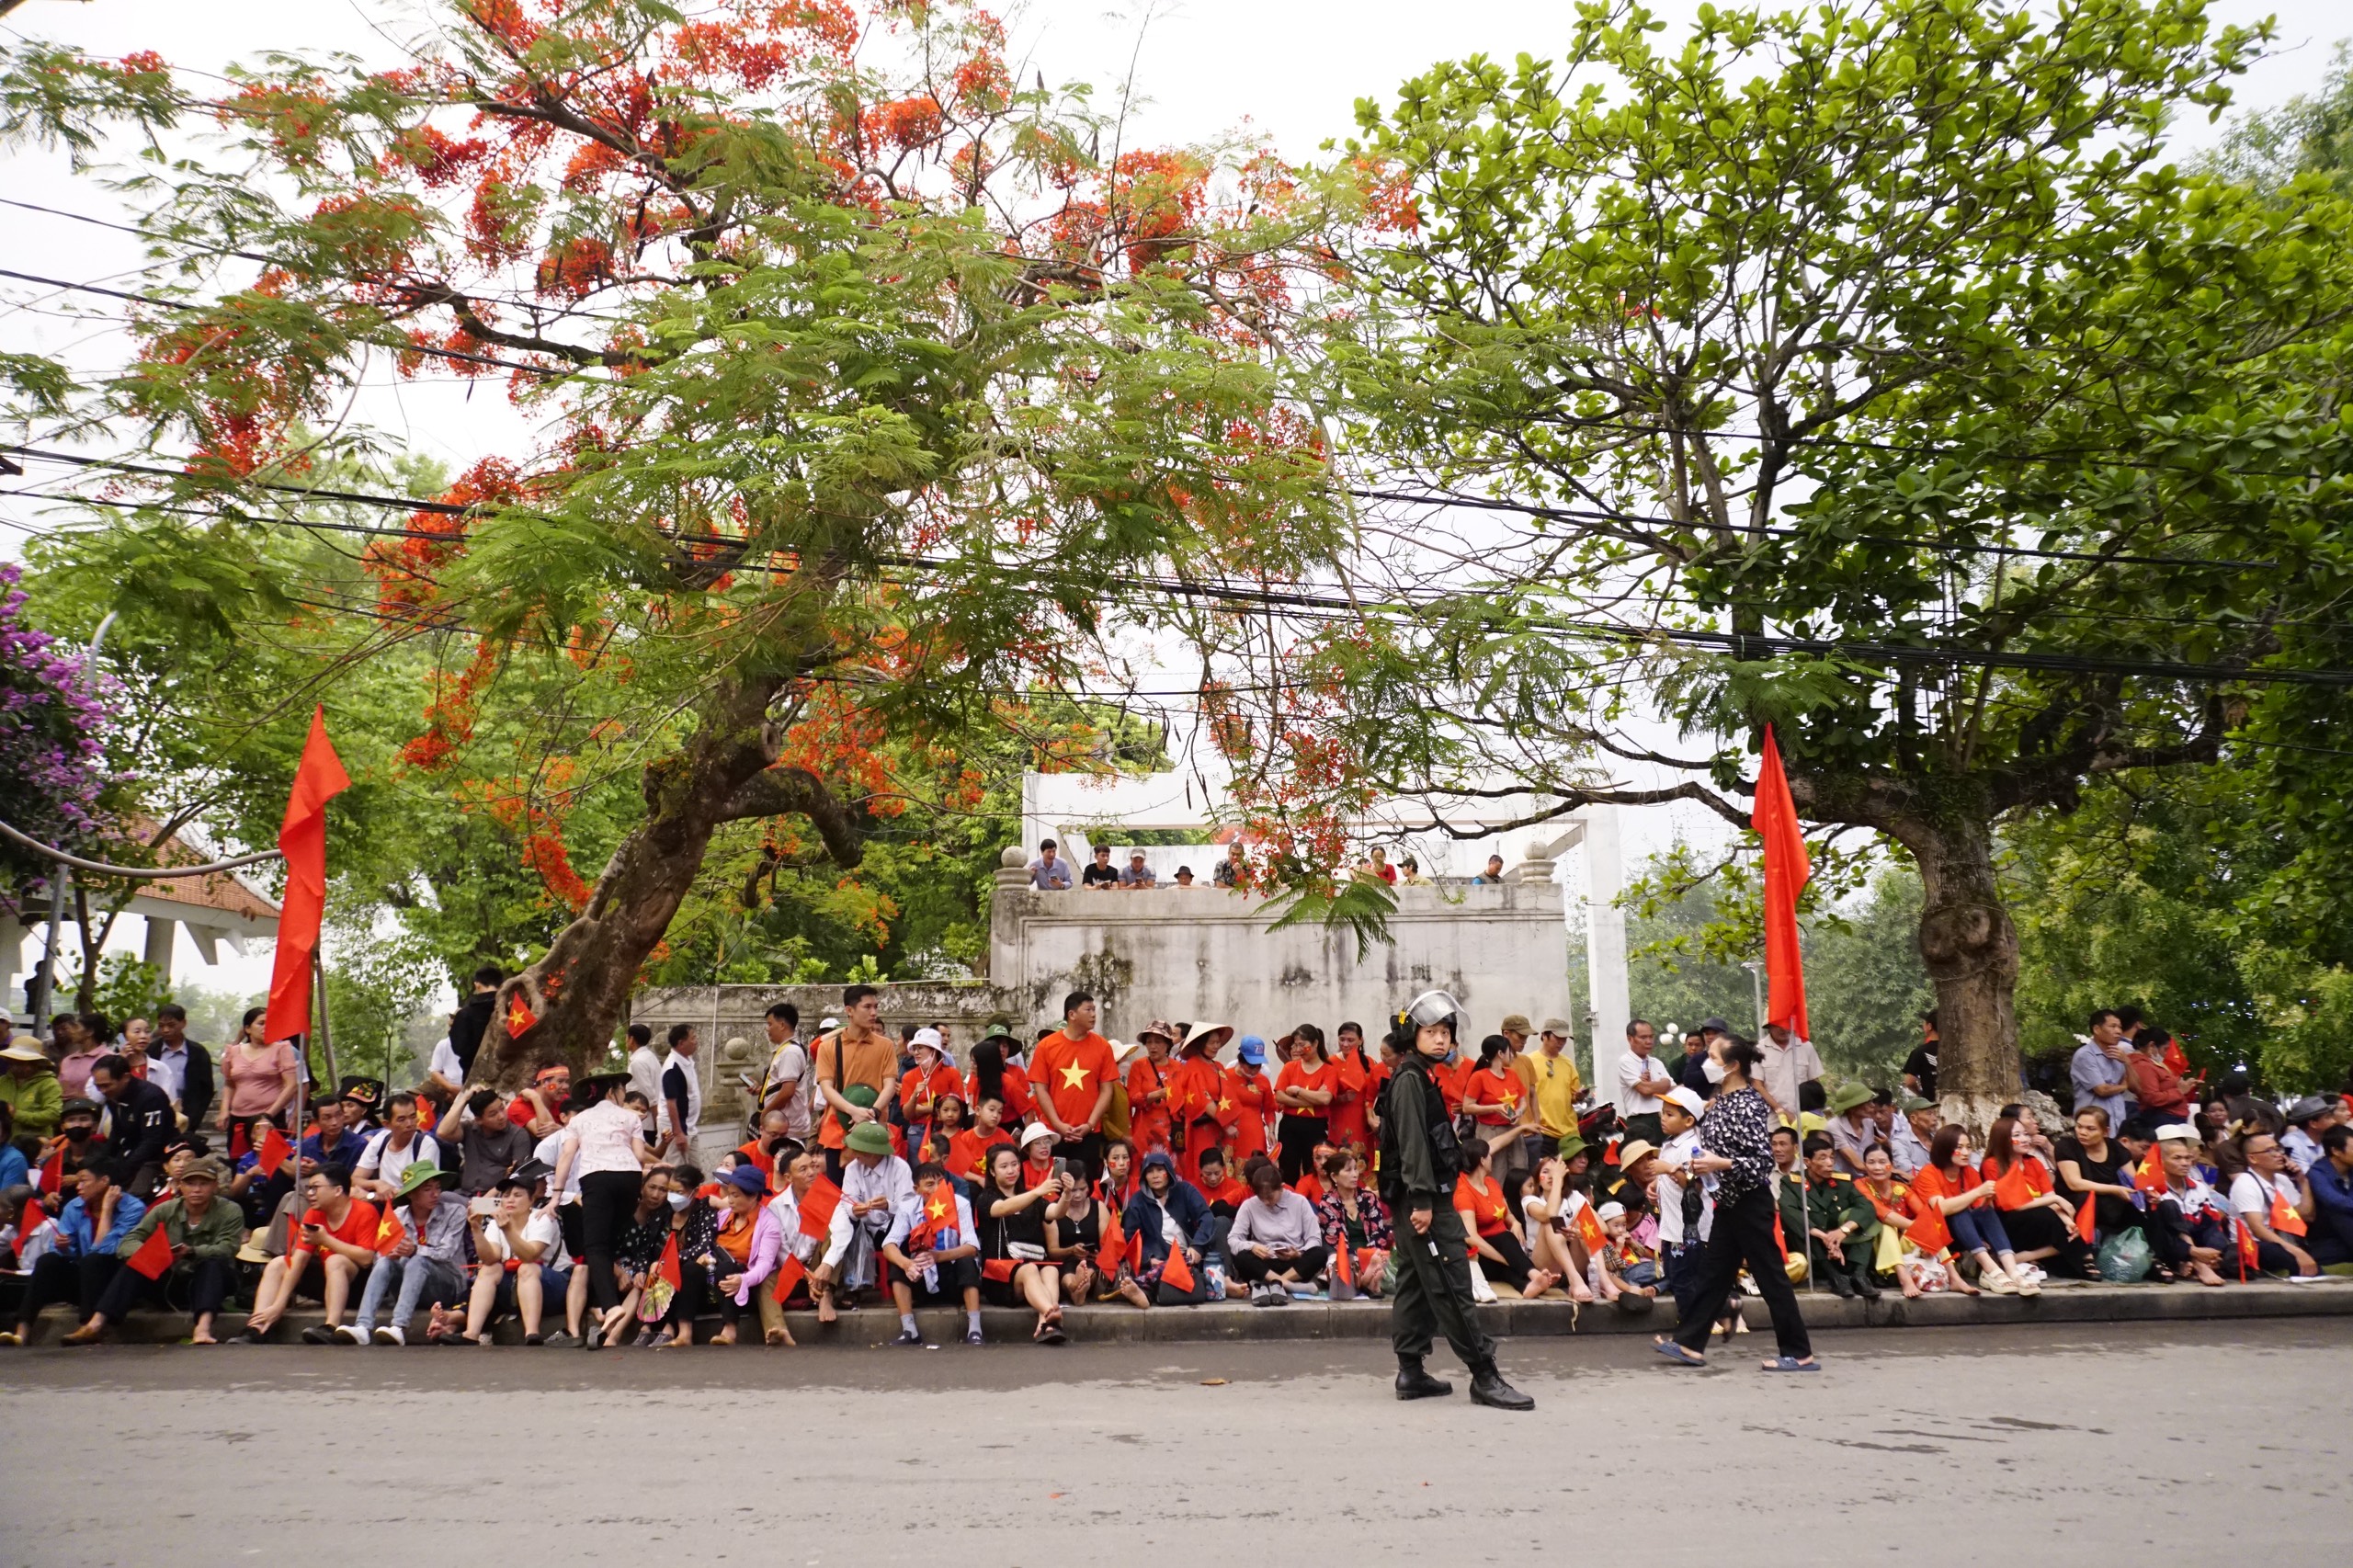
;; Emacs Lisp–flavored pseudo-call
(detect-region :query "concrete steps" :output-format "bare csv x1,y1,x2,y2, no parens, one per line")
14,1275,2352,1346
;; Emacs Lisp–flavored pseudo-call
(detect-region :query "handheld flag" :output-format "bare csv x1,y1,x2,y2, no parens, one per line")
1160,1244,1196,1295
1752,723,1813,1041
655,1232,683,1291
2074,1187,2098,1246
374,1210,409,1257
263,708,351,1045
38,1145,63,1195
123,1221,176,1281
797,1176,842,1240
1096,1204,1127,1279
1991,1159,2044,1210
256,1124,293,1180
910,1184,958,1253
769,1253,806,1305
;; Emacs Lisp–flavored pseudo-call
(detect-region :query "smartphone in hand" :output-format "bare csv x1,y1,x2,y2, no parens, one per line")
469,1195,497,1217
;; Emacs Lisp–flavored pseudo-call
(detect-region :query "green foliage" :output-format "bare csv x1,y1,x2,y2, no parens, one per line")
81,953,170,1027
2201,40,2353,195
321,904,445,1085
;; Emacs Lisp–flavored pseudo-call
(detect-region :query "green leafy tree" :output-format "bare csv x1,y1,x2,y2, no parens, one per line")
2203,40,2353,195
1289,0,2353,1124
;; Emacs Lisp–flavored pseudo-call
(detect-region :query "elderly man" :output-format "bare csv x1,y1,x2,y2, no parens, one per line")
1615,1019,1675,1145
1824,1083,1884,1176
350,1161,471,1345
1756,1022,1824,1127
1889,1092,1938,1176
66,1154,243,1345
1118,849,1157,889
836,1119,915,1297
1026,837,1074,891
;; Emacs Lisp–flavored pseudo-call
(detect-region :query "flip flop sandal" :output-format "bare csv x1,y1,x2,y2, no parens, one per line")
1761,1357,1821,1373
1652,1337,1706,1368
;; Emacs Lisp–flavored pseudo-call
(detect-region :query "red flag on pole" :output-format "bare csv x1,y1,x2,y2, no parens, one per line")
255,1124,293,1180
769,1254,806,1305
263,708,351,1046
38,1146,63,1195
1752,723,1812,1041
123,1222,177,1280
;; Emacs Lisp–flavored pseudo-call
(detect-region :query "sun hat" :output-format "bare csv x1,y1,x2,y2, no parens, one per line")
1539,1018,1574,1037
1555,1132,1589,1163
1614,1140,1659,1170
1017,1121,1056,1149
1135,1022,1176,1047
1827,1082,1876,1116
1180,1021,1234,1056
394,1160,447,1199
179,1154,228,1183
0,1037,49,1065
2285,1095,2333,1126
1894,1091,1936,1113
718,1164,769,1197
831,1080,880,1131
1236,1036,1267,1066
843,1119,893,1157
1499,1014,1533,1036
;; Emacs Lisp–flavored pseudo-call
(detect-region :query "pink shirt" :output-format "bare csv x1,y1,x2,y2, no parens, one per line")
222,1040,298,1117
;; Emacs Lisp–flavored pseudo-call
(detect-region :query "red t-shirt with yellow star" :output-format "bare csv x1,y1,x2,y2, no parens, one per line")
1462,1065,1525,1129
1030,1029,1118,1131
1453,1173,1513,1237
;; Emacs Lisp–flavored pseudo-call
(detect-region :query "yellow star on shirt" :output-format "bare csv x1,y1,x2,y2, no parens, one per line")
1218,1096,1233,1112
1500,1088,1521,1113
1059,1062,1090,1091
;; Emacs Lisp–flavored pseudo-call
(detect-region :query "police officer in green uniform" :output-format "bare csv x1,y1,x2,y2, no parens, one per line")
1378,990,1533,1411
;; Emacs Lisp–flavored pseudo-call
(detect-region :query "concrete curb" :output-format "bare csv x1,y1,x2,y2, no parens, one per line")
17,1276,2353,1347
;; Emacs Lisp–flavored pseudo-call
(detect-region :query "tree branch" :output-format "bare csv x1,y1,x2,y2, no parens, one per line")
716,765,865,868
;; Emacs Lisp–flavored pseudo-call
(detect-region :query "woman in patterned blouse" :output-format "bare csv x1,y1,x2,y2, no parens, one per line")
1315,1148,1394,1295
1654,1036,1820,1372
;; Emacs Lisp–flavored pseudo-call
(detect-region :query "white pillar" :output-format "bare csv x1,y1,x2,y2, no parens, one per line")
0,914,22,1015
143,915,176,977
1581,804,1631,1108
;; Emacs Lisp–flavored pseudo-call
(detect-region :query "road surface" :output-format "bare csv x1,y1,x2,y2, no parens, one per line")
2,1318,2341,1564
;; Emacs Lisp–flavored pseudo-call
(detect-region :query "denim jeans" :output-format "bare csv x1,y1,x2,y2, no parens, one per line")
1949,1206,2014,1256
355,1254,465,1331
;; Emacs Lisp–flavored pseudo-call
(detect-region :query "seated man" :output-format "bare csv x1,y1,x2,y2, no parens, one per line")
882,1162,983,1346
436,1087,535,1195
232,1165,379,1344
350,1161,470,1345
836,1119,915,1299
353,1093,440,1207
3,1157,144,1344
1802,1132,1881,1299
2302,1125,2353,1267
462,1170,573,1345
61,1155,244,1346
2142,1125,2234,1287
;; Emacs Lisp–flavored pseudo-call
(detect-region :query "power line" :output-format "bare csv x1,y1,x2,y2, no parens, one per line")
13,444,2353,688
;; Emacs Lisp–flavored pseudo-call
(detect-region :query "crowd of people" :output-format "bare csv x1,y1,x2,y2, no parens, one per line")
3,980,2349,1349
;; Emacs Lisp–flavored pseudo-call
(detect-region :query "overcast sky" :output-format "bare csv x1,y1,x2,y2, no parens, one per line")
3,0,2342,994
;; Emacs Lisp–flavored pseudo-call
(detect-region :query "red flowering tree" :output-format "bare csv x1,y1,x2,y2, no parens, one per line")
2,0,1345,1081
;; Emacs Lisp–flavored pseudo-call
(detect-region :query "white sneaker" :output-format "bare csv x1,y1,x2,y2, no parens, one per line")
372,1324,405,1346
2018,1266,2047,1285
334,1324,366,1344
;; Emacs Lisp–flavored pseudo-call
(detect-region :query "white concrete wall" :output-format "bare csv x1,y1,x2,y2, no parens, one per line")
990,881,1573,1045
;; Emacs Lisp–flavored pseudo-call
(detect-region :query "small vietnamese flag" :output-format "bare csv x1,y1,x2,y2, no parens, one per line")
375,1210,409,1256
1096,1205,1127,1279
769,1254,806,1305
797,1176,843,1240
656,1232,682,1291
1160,1244,1195,1296
124,1221,176,1280
504,992,539,1040
39,1146,63,1195
256,1124,293,1180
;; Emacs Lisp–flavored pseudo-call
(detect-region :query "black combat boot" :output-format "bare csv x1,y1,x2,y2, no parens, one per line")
1823,1267,1858,1299
1394,1355,1453,1400
1852,1268,1883,1301
1467,1359,1533,1412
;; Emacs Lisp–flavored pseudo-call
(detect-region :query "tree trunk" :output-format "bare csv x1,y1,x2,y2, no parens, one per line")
1886,808,2020,1137
470,669,864,1091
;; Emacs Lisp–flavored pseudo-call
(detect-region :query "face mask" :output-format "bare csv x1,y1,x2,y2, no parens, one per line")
1701,1057,1728,1085
666,1191,691,1211
63,1125,93,1142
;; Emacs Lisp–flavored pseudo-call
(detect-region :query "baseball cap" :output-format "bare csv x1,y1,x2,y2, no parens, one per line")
1236,1036,1267,1065
1663,1086,1705,1118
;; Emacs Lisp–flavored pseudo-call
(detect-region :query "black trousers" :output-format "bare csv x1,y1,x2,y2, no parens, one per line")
2000,1205,2094,1276
577,1170,642,1312
1390,1203,1494,1369
1277,1116,1328,1184
1672,1186,1812,1360
95,1256,233,1322
1230,1243,1332,1283
16,1252,108,1329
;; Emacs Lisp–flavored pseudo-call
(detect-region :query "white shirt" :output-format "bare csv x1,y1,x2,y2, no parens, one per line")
1616,1050,1667,1119
761,1038,813,1141
358,1128,440,1186
838,1153,915,1226
137,1052,180,1107
768,1183,853,1269
427,1038,463,1086
1758,1034,1824,1117
567,1099,644,1178
479,1208,569,1270
1655,1128,1710,1245
661,1049,702,1146
627,1046,666,1134
534,1128,583,1203
2229,1169,2299,1221
1522,1186,1591,1254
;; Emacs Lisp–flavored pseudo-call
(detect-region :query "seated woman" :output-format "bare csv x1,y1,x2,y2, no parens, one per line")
1521,1151,1597,1302
1119,1151,1218,1306
605,1165,673,1347
2141,1126,2232,1286
1911,1126,2036,1295
1228,1159,1330,1304
1047,1177,1151,1309
1852,1146,1962,1299
2053,1107,2149,1271
1313,1149,1392,1299
1982,1116,2092,1279
1095,1138,1140,1210
1454,1138,1557,1299
975,1144,1068,1342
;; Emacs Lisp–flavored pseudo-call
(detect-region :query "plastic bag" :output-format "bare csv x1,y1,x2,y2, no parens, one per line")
2096,1226,2154,1283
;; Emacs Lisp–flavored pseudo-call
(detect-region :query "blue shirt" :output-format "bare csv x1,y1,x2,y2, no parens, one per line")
57,1190,148,1257
2309,1159,2353,1228
302,1128,368,1174
2070,1042,2135,1127
0,1144,26,1191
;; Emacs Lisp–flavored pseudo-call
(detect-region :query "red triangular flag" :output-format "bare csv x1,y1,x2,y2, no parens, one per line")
256,1124,293,1179
39,1146,63,1195
769,1253,806,1305
1753,723,1812,1041
656,1231,682,1291
124,1221,176,1280
1160,1244,1195,1295
263,708,351,1045
1097,1204,1127,1278
2074,1187,2098,1246
1334,1240,1355,1290
797,1176,842,1239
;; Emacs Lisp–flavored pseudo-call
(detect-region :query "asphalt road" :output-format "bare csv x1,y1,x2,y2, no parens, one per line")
3,1319,2343,1565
